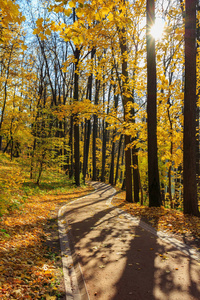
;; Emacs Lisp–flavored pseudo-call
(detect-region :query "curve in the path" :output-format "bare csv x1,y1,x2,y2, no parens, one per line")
58,182,200,300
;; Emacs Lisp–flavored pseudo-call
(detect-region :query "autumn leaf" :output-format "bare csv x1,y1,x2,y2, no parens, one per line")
0,161,93,299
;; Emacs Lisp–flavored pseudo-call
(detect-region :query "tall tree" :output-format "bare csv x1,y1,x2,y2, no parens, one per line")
73,46,80,186
146,0,161,207
118,14,133,202
83,48,95,182
92,78,100,181
183,0,199,216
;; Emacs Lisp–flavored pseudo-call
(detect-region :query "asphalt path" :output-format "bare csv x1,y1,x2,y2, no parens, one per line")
58,182,200,300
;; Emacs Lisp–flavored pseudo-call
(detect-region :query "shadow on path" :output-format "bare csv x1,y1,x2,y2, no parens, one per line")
63,182,200,300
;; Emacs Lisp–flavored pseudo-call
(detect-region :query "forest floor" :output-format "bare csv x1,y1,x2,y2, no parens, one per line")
0,152,95,299
0,162,200,299
112,189,200,251
0,185,94,299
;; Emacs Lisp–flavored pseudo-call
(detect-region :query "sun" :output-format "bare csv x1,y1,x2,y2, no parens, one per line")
150,18,165,40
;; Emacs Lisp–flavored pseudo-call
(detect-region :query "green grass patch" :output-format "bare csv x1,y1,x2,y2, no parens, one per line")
0,152,85,217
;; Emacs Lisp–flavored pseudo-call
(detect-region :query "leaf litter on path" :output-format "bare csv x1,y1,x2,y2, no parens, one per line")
112,191,200,250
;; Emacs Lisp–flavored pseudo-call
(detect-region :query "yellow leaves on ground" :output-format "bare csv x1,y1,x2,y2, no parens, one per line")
112,192,200,239
0,186,93,299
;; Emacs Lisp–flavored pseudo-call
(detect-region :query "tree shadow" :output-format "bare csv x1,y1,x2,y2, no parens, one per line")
62,182,200,300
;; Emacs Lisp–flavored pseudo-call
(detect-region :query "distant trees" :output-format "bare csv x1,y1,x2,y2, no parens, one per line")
0,1,26,151
0,0,199,216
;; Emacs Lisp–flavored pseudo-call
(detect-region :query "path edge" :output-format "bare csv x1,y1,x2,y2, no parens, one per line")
58,181,200,300
58,186,98,300
106,187,200,262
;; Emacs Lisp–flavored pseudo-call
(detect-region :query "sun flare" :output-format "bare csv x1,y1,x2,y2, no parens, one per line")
150,18,165,39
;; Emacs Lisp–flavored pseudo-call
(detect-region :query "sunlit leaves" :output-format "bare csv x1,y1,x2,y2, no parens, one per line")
113,193,200,239
0,162,93,299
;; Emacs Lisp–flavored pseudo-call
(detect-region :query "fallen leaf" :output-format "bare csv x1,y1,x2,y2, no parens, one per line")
45,295,56,300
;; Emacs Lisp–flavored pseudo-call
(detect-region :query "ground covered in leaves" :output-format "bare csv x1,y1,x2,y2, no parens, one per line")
1,169,200,299
0,186,93,299
112,190,200,251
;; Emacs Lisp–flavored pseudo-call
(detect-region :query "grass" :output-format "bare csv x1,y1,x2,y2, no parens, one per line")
0,152,87,216
0,152,94,299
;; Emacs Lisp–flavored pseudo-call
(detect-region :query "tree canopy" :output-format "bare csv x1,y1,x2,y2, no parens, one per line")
0,0,199,216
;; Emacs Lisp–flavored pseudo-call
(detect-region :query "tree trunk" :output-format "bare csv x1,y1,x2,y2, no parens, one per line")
114,134,123,185
83,119,91,181
109,131,115,185
132,147,140,203
101,120,106,182
92,79,100,181
101,77,111,182
124,134,133,202
119,26,133,202
0,136,2,151
131,92,140,203
183,0,199,216
196,1,200,198
83,49,95,182
73,48,80,186
0,45,13,151
109,93,119,185
146,0,161,207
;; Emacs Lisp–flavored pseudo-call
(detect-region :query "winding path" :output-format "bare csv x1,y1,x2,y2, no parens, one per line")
58,182,200,300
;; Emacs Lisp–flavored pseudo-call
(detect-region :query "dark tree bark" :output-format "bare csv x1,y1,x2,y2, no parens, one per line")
124,134,132,201
69,114,74,178
196,1,200,197
119,30,133,203
0,45,13,151
183,0,199,216
114,134,123,185
83,49,95,182
73,47,80,186
83,118,91,181
101,119,106,182
68,75,74,178
109,94,119,185
101,78,111,182
92,78,100,181
109,134,115,185
167,103,173,208
132,148,140,203
120,140,125,185
146,0,161,207
131,92,140,203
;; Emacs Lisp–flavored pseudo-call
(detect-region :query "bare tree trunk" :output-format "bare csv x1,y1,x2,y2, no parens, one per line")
109,93,119,185
0,45,13,151
92,78,100,181
119,29,133,202
132,148,140,203
73,47,80,186
83,49,95,182
131,91,140,203
146,0,161,207
101,120,106,182
101,77,111,182
196,1,200,197
114,134,123,185
183,0,199,216
109,131,115,185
